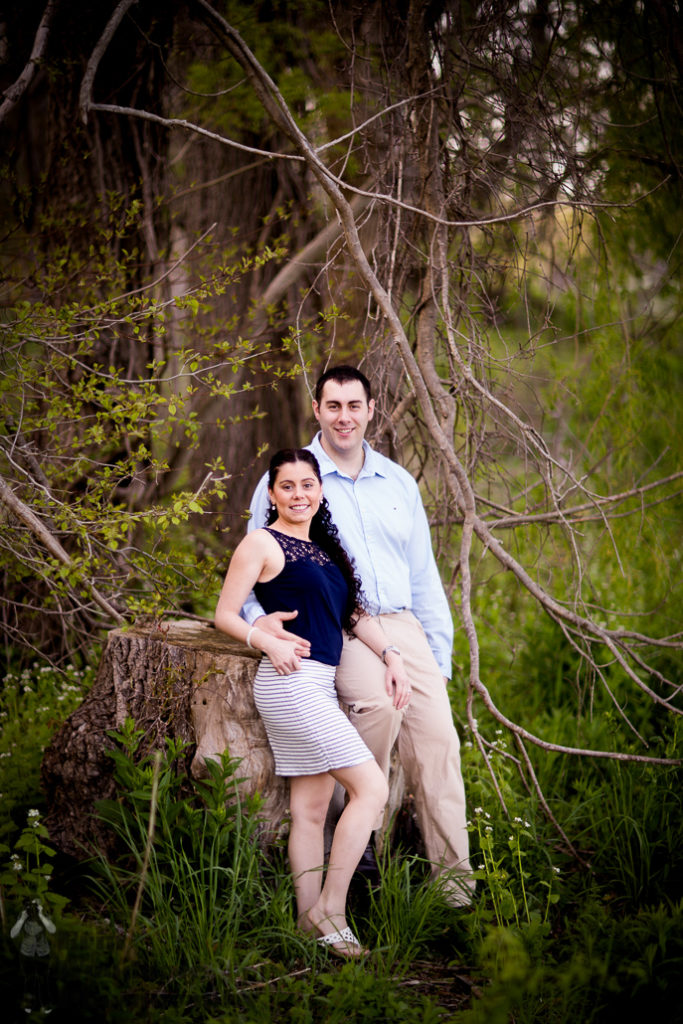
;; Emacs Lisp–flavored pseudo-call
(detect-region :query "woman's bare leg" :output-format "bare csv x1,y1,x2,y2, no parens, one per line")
307,758,388,954
288,773,336,928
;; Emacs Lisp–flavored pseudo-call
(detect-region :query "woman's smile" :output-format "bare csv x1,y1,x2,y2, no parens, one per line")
268,461,323,533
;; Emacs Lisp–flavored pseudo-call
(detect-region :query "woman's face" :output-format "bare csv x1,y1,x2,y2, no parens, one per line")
268,461,323,528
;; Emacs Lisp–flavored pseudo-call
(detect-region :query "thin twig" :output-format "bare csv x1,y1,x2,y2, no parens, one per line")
121,749,162,964
513,735,588,865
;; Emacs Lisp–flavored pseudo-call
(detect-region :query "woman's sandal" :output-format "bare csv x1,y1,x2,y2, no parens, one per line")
316,925,368,958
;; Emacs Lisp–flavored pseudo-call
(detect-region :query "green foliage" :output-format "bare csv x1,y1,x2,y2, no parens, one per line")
567,897,683,1021
0,194,310,660
90,722,296,988
0,0,682,1018
0,662,681,1021
0,660,93,933
0,809,69,918
447,582,683,1024
364,849,461,965
84,722,455,1021
0,913,135,1023
0,661,93,837
468,807,559,933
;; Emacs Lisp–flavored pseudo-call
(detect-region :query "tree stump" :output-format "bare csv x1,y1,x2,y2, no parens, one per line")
41,620,407,860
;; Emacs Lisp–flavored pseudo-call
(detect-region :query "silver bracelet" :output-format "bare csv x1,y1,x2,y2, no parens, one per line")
245,626,256,649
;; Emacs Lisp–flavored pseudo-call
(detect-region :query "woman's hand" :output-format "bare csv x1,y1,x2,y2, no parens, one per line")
349,613,413,707
383,651,412,710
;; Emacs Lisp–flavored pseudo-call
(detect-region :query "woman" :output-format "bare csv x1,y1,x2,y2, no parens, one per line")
214,449,411,957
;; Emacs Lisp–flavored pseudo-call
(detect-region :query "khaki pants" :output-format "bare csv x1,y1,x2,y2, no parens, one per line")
335,611,472,887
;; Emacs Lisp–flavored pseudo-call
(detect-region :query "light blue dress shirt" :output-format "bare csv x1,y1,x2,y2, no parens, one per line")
242,433,454,677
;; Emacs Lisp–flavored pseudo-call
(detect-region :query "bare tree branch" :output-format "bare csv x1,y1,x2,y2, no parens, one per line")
480,473,683,528
0,0,59,127
78,0,140,125
188,0,682,769
80,100,653,232
80,102,305,163
0,473,125,625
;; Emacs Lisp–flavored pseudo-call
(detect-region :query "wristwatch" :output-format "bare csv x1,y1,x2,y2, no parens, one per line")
381,645,401,663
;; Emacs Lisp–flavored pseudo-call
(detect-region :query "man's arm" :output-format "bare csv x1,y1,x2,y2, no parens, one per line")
405,485,454,678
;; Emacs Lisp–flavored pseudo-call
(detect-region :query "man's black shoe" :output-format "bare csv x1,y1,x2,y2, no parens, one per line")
354,842,380,886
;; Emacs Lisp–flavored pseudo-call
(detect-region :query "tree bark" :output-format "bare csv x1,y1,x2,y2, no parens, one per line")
41,619,407,860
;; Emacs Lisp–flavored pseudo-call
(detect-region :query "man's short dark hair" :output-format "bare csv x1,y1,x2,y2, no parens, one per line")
315,365,372,405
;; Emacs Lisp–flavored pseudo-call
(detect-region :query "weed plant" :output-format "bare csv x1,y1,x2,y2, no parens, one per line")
1,657,682,1021
449,590,683,1023
86,721,457,1021
0,661,94,839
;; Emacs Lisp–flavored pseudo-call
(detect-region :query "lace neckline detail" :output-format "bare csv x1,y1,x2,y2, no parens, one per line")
264,527,332,567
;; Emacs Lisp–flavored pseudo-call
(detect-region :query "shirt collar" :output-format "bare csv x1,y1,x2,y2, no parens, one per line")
310,433,387,480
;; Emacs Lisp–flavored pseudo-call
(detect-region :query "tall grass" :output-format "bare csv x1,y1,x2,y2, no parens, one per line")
448,588,683,1023
2,652,682,1022
86,722,458,1021
90,723,295,990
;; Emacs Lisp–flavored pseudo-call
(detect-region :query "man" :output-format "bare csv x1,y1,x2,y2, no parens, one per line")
243,365,474,906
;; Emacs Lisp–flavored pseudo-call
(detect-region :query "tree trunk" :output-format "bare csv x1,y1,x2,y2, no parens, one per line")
41,619,407,860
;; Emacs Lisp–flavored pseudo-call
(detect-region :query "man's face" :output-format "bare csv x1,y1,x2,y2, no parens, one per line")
312,379,375,459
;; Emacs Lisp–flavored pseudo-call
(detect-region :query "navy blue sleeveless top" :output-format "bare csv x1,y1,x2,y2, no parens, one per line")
254,528,349,666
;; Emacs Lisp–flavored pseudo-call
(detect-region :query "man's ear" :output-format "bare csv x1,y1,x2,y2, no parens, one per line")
312,400,320,422
367,398,375,420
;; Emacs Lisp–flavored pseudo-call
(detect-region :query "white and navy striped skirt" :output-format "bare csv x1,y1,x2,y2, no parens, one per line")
253,657,373,777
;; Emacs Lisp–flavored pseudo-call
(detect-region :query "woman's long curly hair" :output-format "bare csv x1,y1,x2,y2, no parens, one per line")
265,448,365,630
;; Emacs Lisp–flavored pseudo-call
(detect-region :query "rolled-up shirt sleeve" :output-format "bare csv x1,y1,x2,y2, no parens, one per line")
404,484,454,677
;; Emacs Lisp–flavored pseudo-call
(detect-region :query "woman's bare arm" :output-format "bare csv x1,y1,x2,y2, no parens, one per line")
351,614,412,709
214,531,308,674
